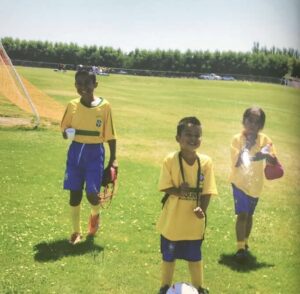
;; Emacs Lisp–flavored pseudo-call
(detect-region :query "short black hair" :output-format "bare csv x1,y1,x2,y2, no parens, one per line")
75,69,96,84
243,106,266,129
177,116,201,136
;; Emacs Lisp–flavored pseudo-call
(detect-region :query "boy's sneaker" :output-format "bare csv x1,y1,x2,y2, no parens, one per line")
69,232,82,245
198,287,209,294
88,214,100,236
158,285,169,294
235,248,248,263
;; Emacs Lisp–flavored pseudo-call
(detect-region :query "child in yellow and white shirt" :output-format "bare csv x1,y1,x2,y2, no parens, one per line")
230,106,278,262
157,117,217,294
61,70,117,245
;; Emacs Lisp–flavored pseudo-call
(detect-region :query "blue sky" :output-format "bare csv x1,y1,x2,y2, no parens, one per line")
1,0,299,52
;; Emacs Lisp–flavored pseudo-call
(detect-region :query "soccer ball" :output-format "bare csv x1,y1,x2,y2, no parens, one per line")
166,282,198,294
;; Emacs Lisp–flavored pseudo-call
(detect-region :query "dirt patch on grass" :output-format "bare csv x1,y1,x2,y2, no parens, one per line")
0,116,32,126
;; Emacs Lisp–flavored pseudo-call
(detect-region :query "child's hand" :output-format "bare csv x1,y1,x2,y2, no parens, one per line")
109,160,118,176
253,151,267,161
266,154,278,165
253,143,273,161
194,206,205,219
102,166,118,186
179,182,189,196
62,131,68,139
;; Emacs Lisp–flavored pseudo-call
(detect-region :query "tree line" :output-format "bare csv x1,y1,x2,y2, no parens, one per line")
1,37,300,78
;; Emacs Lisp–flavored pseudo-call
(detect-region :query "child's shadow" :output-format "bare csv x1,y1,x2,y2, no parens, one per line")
33,236,104,262
218,252,274,272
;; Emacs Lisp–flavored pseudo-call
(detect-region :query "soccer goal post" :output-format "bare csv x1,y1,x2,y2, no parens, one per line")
0,41,40,127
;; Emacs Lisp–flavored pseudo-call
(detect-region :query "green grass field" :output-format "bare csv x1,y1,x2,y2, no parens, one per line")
0,67,299,293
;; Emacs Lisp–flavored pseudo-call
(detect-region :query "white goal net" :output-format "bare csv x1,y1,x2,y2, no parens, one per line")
0,41,40,127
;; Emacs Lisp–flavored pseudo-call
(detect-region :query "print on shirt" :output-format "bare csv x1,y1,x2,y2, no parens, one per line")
178,173,205,201
96,119,102,127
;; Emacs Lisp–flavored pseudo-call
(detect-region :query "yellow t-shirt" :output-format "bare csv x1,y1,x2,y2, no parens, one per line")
61,98,116,144
229,132,276,197
156,151,218,241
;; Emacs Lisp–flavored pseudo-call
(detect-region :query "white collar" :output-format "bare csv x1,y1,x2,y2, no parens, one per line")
91,97,101,107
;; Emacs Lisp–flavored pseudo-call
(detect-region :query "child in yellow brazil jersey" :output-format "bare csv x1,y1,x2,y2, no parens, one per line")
157,117,217,294
230,106,278,262
61,70,117,245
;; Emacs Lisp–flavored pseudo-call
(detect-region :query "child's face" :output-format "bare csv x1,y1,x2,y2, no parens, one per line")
75,75,97,99
243,111,262,136
176,124,202,153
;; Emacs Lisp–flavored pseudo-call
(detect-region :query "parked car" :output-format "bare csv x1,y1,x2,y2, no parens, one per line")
209,73,222,80
222,75,236,81
199,73,222,80
199,74,210,79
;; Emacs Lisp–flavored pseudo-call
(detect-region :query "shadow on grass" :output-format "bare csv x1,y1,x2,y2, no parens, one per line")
218,252,275,272
33,236,104,262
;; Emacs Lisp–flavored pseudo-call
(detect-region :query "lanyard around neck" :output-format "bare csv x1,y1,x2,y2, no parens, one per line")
178,152,202,207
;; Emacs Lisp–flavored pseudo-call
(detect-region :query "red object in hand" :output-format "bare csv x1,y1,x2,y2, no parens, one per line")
264,162,284,180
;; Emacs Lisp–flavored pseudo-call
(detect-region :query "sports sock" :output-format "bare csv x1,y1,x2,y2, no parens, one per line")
161,261,175,287
188,260,203,288
237,241,246,250
90,204,100,216
70,205,81,233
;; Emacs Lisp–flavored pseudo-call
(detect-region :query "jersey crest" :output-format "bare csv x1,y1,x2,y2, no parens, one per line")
96,119,102,127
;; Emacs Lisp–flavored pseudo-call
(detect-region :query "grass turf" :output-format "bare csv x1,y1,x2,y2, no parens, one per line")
0,67,299,293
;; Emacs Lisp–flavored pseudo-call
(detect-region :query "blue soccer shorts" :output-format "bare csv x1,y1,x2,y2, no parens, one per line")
64,142,104,194
160,235,203,262
232,184,259,215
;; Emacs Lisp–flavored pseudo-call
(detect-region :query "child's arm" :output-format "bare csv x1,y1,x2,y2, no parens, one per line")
252,151,277,163
107,139,117,168
102,139,117,185
253,142,277,164
161,182,190,197
199,194,211,213
61,104,72,140
265,154,278,165
194,194,211,219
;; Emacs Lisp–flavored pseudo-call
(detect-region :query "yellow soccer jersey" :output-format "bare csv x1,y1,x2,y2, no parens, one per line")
61,98,116,144
156,151,218,241
229,132,276,197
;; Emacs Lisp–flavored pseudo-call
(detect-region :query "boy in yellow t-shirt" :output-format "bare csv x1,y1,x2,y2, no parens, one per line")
61,70,117,245
157,117,217,294
230,107,278,262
